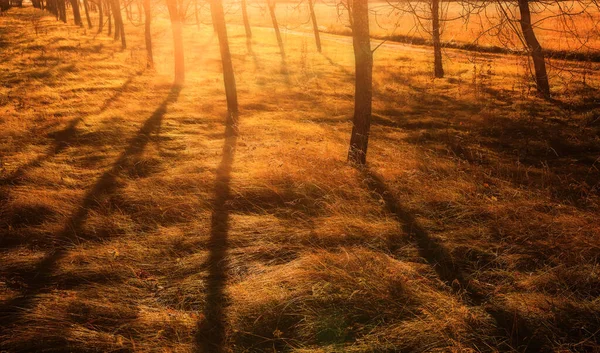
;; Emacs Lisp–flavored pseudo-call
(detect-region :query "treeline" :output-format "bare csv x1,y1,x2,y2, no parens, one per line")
8,0,600,164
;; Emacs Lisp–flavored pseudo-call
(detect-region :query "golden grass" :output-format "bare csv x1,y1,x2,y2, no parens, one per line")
1,4,600,353
227,1,600,53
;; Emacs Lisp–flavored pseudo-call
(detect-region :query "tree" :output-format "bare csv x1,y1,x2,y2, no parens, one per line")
70,0,83,26
97,0,104,33
83,0,93,29
110,0,126,49
389,0,445,78
268,0,285,58
58,0,66,22
431,0,443,78
167,0,185,83
347,0,373,165
143,0,154,68
308,0,322,52
210,0,238,115
107,0,112,36
241,0,252,41
517,0,550,97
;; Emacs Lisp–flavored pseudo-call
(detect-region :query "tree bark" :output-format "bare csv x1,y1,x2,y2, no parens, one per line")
268,0,285,58
58,0,67,23
347,0,373,165
107,0,112,36
70,0,83,26
517,0,550,97
83,0,93,28
97,0,103,33
308,0,321,52
110,0,126,48
210,0,238,115
241,0,251,40
112,0,120,39
143,0,153,69
432,0,443,78
167,0,185,83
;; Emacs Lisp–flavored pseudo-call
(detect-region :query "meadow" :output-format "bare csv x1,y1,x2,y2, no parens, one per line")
230,0,600,53
1,2,600,352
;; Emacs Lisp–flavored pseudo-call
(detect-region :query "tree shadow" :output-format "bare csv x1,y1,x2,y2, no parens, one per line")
0,72,141,192
0,84,181,330
321,50,599,209
322,52,353,82
246,40,261,71
195,112,238,353
358,169,477,299
280,57,291,86
358,168,546,352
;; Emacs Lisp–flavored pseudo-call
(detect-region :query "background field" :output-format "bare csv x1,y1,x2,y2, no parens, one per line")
1,2,600,353
218,0,600,53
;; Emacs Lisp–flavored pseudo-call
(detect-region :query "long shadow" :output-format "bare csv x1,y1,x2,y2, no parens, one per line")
280,57,291,86
322,53,353,82
0,85,181,331
359,169,478,300
195,112,238,353
0,73,140,191
324,52,599,209
359,168,546,352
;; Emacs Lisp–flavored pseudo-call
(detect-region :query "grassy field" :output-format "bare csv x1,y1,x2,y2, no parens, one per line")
225,0,600,53
1,3,600,353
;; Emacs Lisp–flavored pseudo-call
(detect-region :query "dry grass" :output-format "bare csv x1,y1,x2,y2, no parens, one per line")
228,1,600,53
1,3,600,353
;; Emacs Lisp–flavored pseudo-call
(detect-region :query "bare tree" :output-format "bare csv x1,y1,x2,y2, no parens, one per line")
268,0,285,58
110,0,126,48
308,0,322,52
210,0,238,115
167,0,185,83
97,0,104,33
107,0,112,36
70,0,83,26
431,0,443,77
348,0,373,165
517,0,550,97
388,0,445,78
83,0,93,29
58,0,67,22
241,0,252,41
143,0,154,68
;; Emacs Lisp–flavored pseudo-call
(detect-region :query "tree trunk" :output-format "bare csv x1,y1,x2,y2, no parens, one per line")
210,0,238,115
167,0,185,83
58,0,67,22
83,0,93,28
517,0,550,97
241,0,251,40
143,0,153,69
268,0,285,58
110,0,126,48
347,0,373,165
70,0,83,26
308,0,321,52
112,0,120,39
97,0,103,33
47,0,57,17
106,0,112,35
432,0,443,78
124,0,131,21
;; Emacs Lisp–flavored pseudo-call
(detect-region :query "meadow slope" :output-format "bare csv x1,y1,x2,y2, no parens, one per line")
1,5,600,353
